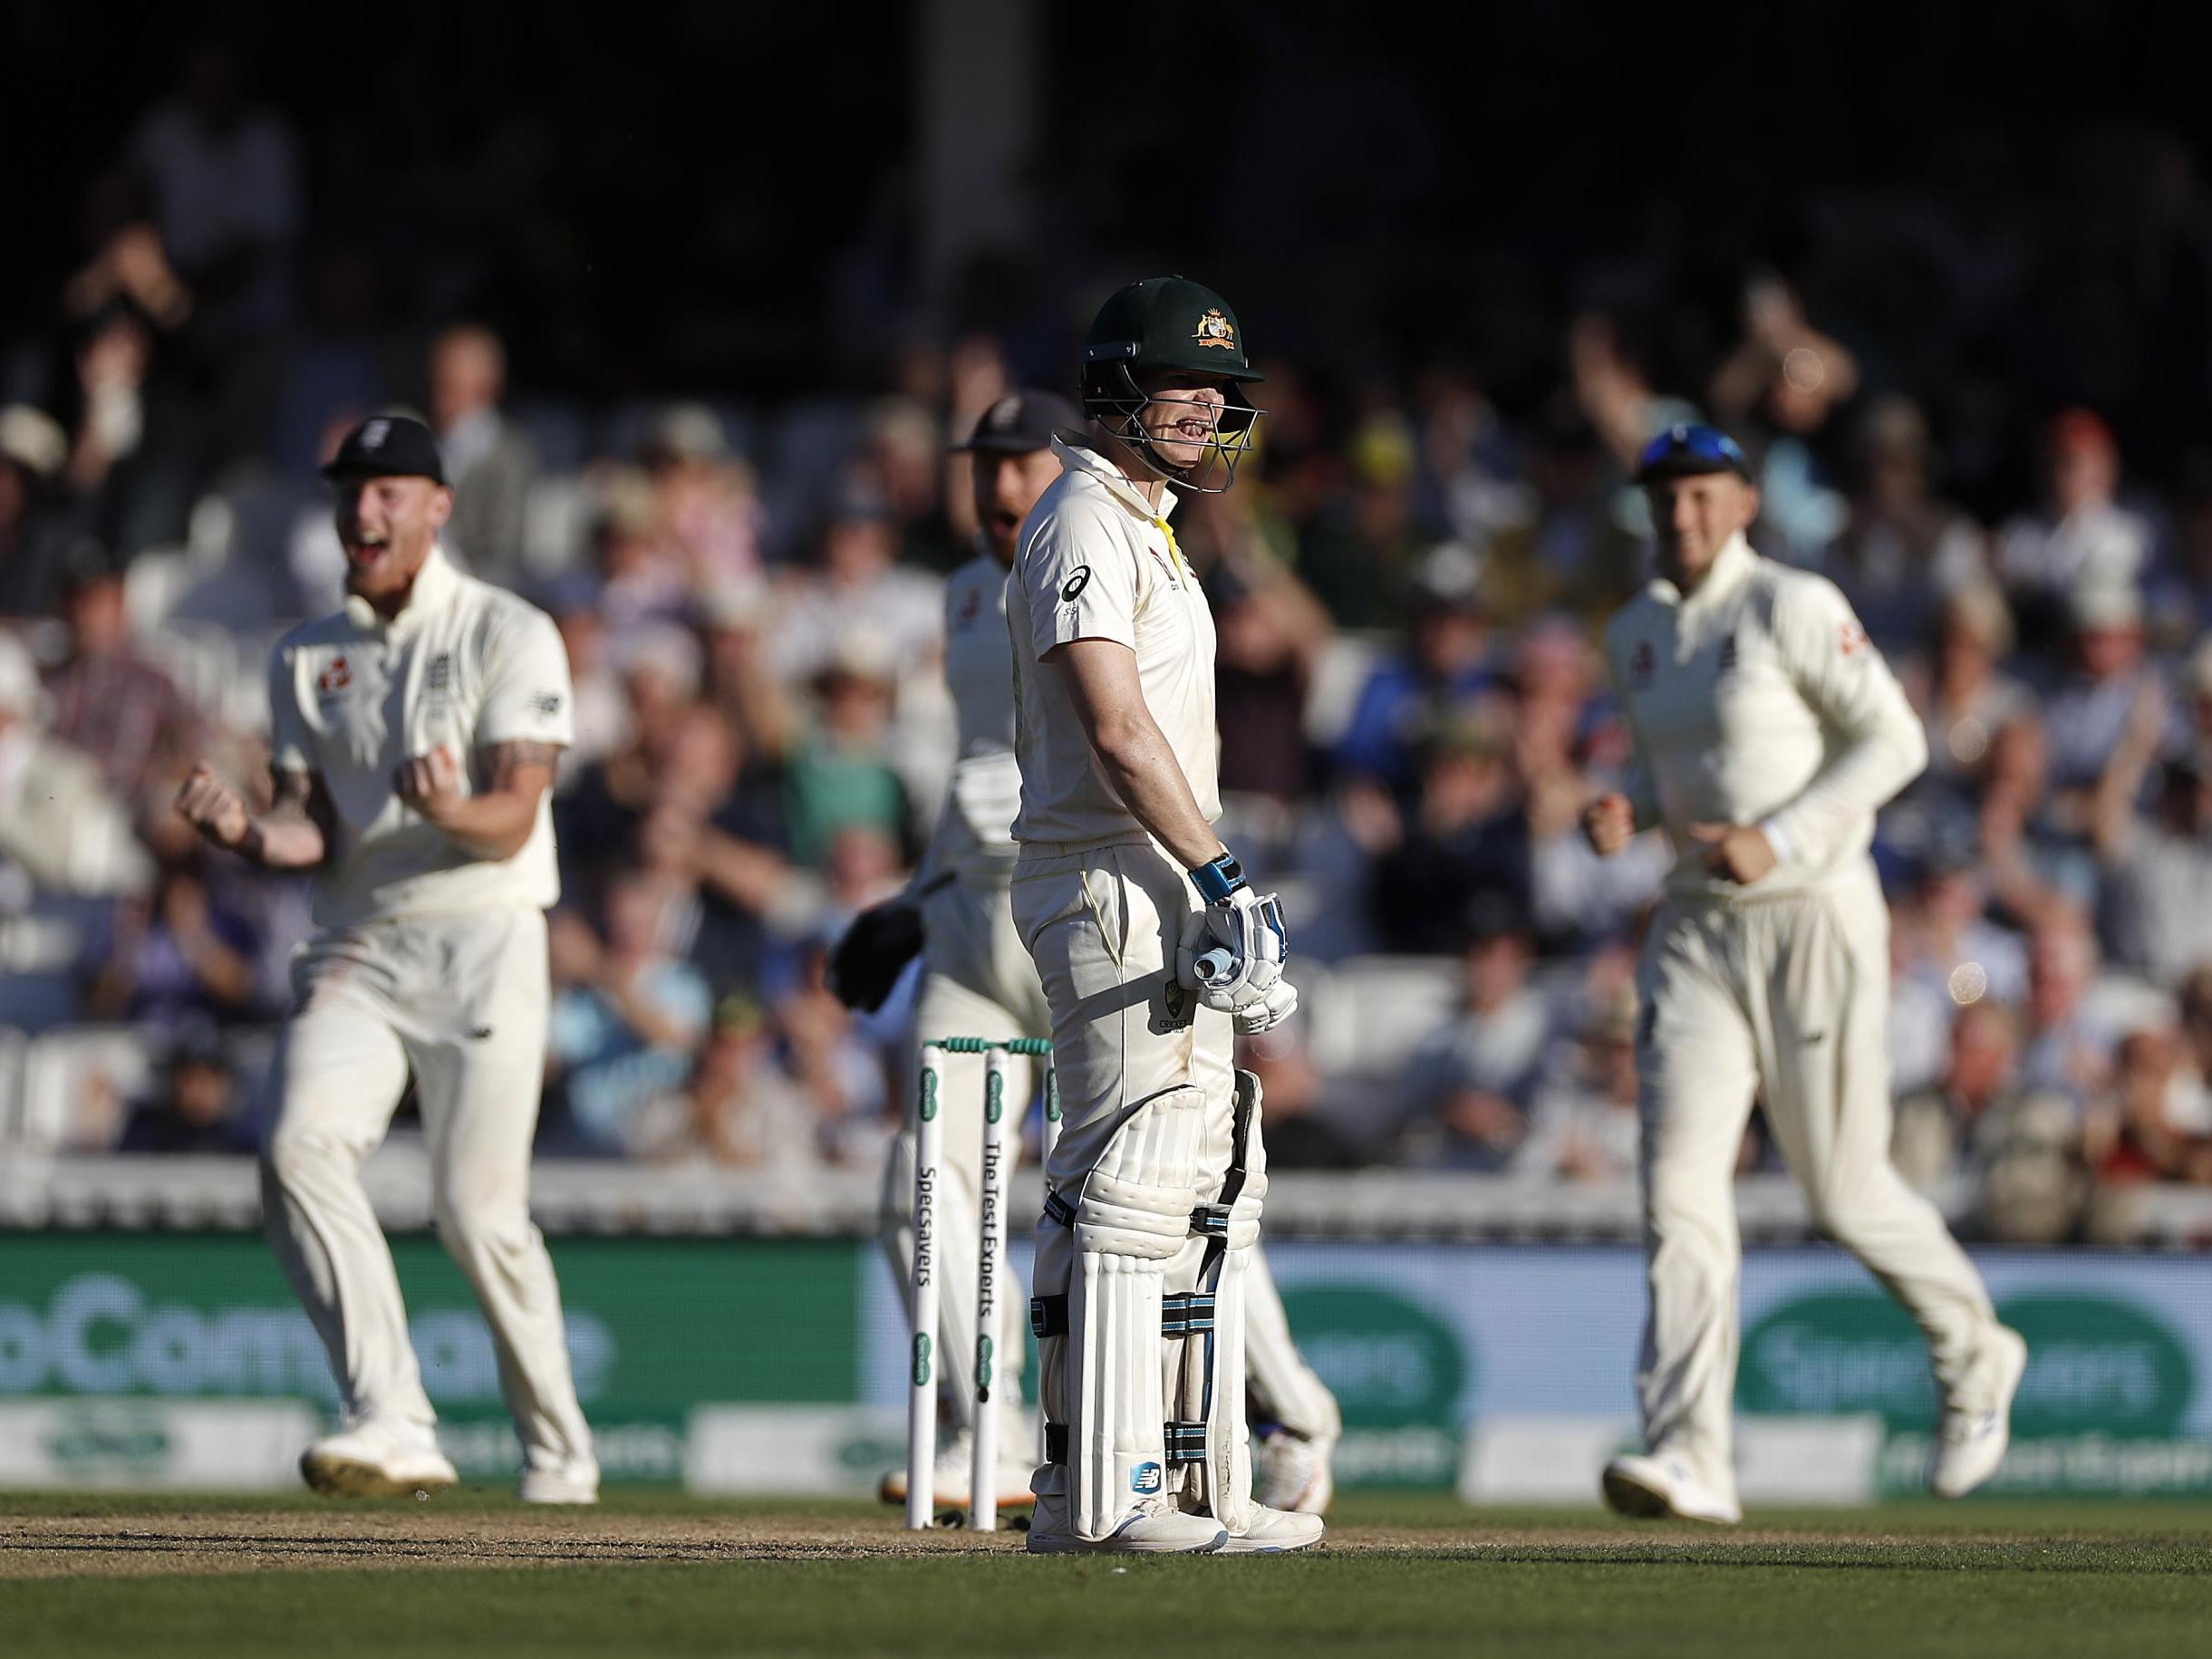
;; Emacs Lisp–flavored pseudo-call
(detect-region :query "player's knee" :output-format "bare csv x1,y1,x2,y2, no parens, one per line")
431,1188,527,1255
260,1123,349,1193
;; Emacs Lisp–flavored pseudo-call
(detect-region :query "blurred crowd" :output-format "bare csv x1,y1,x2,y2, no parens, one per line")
5,47,2212,1244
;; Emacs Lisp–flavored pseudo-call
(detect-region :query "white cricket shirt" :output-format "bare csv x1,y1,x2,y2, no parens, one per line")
1008,439,1221,849
1601,533,1927,902
268,546,575,928
920,547,1024,891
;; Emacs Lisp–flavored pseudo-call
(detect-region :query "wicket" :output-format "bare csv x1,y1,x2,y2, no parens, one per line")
906,1036,1058,1530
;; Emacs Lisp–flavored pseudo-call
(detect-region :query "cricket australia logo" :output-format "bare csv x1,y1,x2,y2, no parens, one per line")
1193,309,1237,351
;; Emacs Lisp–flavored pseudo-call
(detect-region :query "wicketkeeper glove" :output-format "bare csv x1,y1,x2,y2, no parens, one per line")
827,876,946,1011
1176,852,1296,1027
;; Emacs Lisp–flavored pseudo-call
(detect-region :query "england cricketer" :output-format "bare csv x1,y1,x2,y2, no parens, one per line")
848,389,1341,1518
176,414,597,1503
1584,422,2025,1523
1008,277,1321,1554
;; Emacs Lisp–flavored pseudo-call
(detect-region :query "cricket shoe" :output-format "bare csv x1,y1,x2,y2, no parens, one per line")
875,1429,1036,1511
1217,1502,1327,1555
1254,1430,1336,1516
1600,1453,1742,1525
300,1418,458,1500
1024,1492,1228,1555
1930,1325,2029,1500
517,1455,601,1505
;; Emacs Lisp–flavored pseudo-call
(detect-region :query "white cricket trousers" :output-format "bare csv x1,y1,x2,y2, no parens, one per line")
1635,862,1998,1499
879,874,1050,1442
260,906,594,1472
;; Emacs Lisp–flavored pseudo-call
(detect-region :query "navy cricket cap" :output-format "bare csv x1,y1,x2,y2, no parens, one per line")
320,414,448,486
953,389,1084,455
1633,422,1753,486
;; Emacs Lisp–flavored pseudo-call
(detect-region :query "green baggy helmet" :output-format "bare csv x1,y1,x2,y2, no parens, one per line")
1079,275,1266,492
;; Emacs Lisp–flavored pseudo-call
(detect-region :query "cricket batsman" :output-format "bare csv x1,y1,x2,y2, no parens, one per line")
176,414,597,1503
1008,277,1322,1554
845,389,1341,1519
1584,422,2026,1523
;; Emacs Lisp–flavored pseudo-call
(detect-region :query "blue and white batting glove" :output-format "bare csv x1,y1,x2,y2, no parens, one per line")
1177,852,1293,1020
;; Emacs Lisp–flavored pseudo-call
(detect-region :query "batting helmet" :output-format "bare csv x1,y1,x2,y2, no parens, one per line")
1079,276,1266,493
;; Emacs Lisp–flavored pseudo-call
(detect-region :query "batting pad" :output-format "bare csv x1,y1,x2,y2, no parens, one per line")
1172,1069,1270,1533
1056,1085,1205,1539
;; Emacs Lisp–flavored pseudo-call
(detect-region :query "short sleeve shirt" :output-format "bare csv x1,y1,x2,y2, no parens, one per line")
1007,439,1220,846
268,547,573,929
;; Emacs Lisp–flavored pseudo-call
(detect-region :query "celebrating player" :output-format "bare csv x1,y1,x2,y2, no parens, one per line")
176,414,597,1504
846,388,1341,1519
1008,277,1321,1554
1584,422,2026,1523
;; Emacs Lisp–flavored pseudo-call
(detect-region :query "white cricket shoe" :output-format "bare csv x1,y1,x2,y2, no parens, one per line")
1931,1326,2029,1500
1254,1430,1336,1516
517,1456,601,1505
1024,1492,1228,1555
300,1418,459,1500
1217,1502,1327,1555
1600,1452,1742,1525
875,1429,1036,1510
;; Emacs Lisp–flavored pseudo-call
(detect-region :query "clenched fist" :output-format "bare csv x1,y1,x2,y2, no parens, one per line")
394,745,464,822
1581,793,1635,857
175,765,250,851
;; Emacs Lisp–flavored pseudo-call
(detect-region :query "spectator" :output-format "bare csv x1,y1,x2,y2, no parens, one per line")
2090,1027,2212,1185
1893,999,2040,1191
2018,908,2116,1104
0,406,75,618
1995,410,2153,647
1917,583,2030,784
783,634,913,870
2043,581,2156,798
2091,683,2212,988
1203,492,1337,828
121,43,301,342
429,324,537,587
1361,716,1528,956
42,547,199,805
1335,542,1494,795
1969,714,2098,928
669,996,824,1170
774,940,892,1170
0,632,148,895
1513,984,1640,1182
767,483,942,691
80,815,260,1034
545,879,714,1156
1824,398,1985,655
1296,410,1430,628
856,398,961,574
1399,891,1552,1169
116,1028,253,1154
642,405,764,593
1239,1028,1362,1170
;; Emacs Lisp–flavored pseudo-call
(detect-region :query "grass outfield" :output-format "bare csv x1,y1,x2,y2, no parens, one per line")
5,1491,2210,1658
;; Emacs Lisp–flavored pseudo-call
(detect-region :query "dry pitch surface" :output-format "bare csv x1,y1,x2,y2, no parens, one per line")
5,1492,2211,1658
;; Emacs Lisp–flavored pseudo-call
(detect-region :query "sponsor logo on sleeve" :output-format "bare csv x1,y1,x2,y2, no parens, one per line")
1059,566,1093,603
531,690,564,717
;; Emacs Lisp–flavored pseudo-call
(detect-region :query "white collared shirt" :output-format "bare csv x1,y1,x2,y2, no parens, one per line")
1601,532,1927,901
1007,438,1221,848
268,546,575,928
